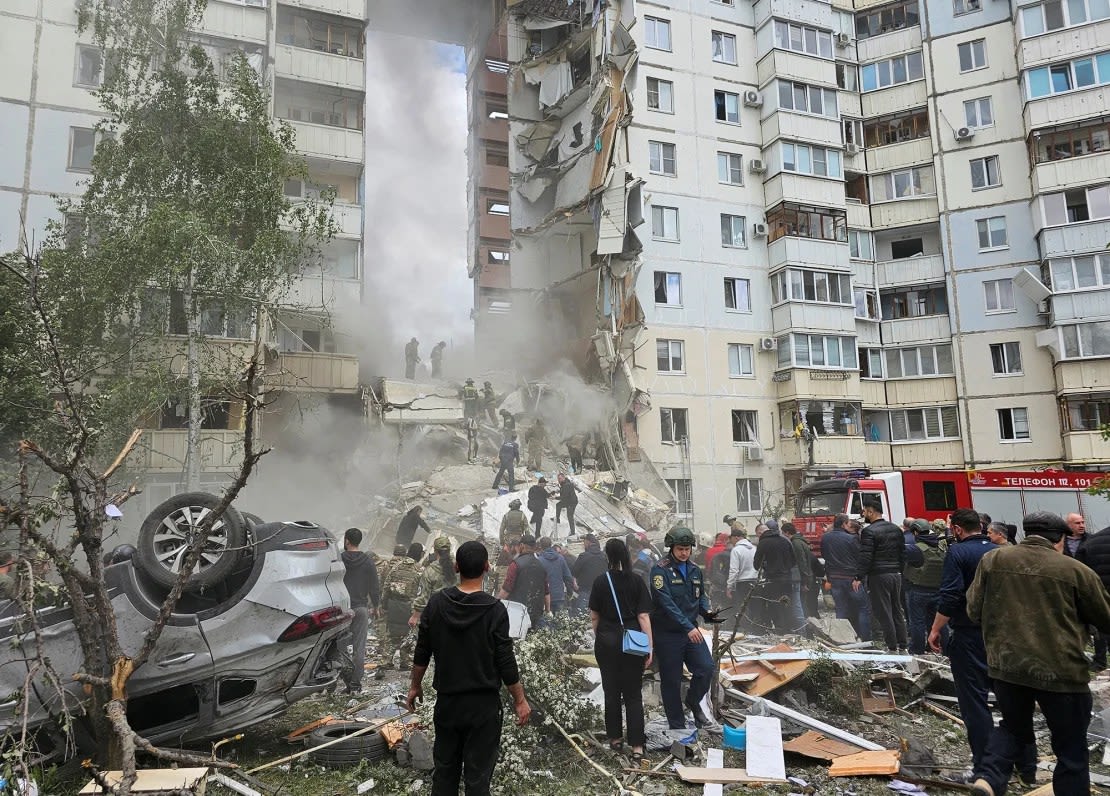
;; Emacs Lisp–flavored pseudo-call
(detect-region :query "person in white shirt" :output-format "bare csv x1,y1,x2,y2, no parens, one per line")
726,526,759,632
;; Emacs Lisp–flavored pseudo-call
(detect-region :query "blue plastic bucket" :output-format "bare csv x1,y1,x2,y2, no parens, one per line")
722,724,746,750
497,487,509,496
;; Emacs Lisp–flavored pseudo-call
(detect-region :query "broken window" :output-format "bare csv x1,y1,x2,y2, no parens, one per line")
646,77,674,113
486,198,510,216
487,99,508,119
665,478,693,514
859,347,884,379
724,277,751,311
712,31,737,64
863,108,930,147
487,249,509,266
714,90,740,123
1064,394,1110,430
485,147,508,167
880,283,948,319
648,141,677,176
656,339,685,373
736,479,762,513
890,237,924,259
276,8,364,58
161,397,232,430
728,343,754,377
766,203,847,243
997,407,1031,441
654,271,682,305
731,410,758,443
660,410,689,444
990,342,1022,375
68,127,97,172
75,44,103,87
720,214,746,248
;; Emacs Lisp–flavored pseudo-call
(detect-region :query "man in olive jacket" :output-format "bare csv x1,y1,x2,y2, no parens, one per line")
967,512,1110,796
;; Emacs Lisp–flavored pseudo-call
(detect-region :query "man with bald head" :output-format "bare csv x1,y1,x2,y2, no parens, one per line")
1063,513,1087,558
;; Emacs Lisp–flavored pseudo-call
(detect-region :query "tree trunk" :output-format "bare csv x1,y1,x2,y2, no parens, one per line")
184,267,202,492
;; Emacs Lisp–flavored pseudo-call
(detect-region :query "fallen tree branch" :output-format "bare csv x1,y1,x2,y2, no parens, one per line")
245,712,410,775
546,714,626,794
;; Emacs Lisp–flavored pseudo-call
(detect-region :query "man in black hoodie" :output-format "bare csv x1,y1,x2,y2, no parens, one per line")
342,528,380,694
408,541,531,796
854,497,907,652
572,534,608,615
753,520,797,633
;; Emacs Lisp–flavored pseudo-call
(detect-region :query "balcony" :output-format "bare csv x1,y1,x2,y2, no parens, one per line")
1025,89,1110,131
860,378,886,405
757,50,835,91
838,91,862,120
775,369,863,401
1051,288,1110,324
780,435,867,469
856,26,922,64
846,200,870,229
1063,431,1108,461
891,439,964,469
761,113,843,150
870,196,939,229
865,137,933,174
855,320,881,345
1018,19,1110,71
880,314,951,345
752,0,837,33
141,430,243,473
198,2,267,43
884,376,958,406
278,0,366,20
274,44,365,91
875,253,945,289
273,351,359,393
852,259,876,287
329,201,362,237
865,442,894,472
287,119,364,162
767,236,850,271
1033,153,1110,196
861,80,927,119
1054,359,1110,394
764,173,846,209
478,163,510,191
1038,219,1110,256
477,115,508,142
771,302,857,335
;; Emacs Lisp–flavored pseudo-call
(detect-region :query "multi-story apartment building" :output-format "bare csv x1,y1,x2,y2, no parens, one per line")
0,0,367,516
467,0,1110,532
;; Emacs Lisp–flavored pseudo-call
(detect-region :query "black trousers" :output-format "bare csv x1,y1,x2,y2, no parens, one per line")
760,579,794,633
867,573,907,650
530,508,544,534
432,691,503,796
594,633,647,746
555,501,576,535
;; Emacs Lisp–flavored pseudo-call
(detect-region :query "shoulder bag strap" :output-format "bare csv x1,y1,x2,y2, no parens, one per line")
605,572,625,626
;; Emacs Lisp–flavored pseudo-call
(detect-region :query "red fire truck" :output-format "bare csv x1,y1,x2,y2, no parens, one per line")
793,470,1110,551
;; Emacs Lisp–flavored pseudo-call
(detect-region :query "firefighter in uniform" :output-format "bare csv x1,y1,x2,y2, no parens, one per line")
481,381,498,426
378,545,422,672
650,526,722,730
461,378,481,420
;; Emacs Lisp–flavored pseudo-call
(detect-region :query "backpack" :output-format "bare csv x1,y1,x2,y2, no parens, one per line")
386,561,420,601
709,551,730,590
907,541,946,589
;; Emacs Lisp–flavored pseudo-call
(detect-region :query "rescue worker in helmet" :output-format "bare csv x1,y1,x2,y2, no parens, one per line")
649,526,723,731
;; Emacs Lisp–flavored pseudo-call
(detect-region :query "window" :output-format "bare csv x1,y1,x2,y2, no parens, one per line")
68,127,98,172
889,406,960,441
884,345,955,377
1025,53,1110,99
1042,185,1110,225
1050,254,1110,290
976,216,1008,249
75,45,103,87
871,166,936,201
783,401,862,436
778,81,838,119
990,342,1023,375
1064,395,1110,430
772,269,853,304
651,206,679,240
998,408,1031,441
954,0,981,14
1032,120,1110,163
645,16,672,51
863,108,930,147
855,1,920,39
657,339,685,373
487,100,508,119
485,148,508,167
844,118,865,148
854,288,880,320
984,278,1016,313
859,347,884,378
780,334,859,369
731,410,759,444
724,277,752,312
486,198,509,215
837,62,859,91
736,480,762,514
646,77,674,113
666,478,693,515
712,31,738,64
1021,0,1110,37
654,271,682,305
714,90,740,123
958,39,987,72
766,203,847,243
648,141,677,176
964,97,994,129
720,214,746,248
890,237,924,259
773,21,834,58
660,410,689,443
881,284,948,319
1061,322,1110,358
860,51,924,92
728,343,754,376
780,142,842,178
717,152,743,185
848,229,874,260
970,155,1001,189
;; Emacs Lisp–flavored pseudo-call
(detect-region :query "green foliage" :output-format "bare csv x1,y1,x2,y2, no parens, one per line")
804,652,874,716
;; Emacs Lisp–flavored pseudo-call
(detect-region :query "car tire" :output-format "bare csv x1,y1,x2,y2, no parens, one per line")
306,722,388,768
241,512,264,529
135,492,246,593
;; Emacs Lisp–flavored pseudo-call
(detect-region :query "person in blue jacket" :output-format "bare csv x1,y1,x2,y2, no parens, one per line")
650,525,723,730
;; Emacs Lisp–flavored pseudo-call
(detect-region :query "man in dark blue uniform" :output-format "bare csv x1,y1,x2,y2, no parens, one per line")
650,526,722,730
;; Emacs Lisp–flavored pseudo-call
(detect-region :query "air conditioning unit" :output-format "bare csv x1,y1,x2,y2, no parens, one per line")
836,32,851,47
1036,299,1050,315
743,90,763,108
749,158,766,174
759,336,778,351
845,142,861,155
752,221,768,237
746,446,764,462
954,126,975,142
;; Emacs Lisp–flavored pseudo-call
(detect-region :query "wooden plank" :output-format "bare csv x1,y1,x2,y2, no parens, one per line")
79,768,209,794
721,643,809,697
828,749,901,777
745,715,786,780
675,766,785,785
731,651,914,664
283,715,336,741
782,730,866,761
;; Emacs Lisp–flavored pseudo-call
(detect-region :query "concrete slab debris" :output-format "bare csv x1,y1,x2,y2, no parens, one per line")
807,616,861,646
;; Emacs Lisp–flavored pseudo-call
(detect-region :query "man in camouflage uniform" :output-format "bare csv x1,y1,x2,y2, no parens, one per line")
410,536,459,627
378,544,422,672
524,419,547,470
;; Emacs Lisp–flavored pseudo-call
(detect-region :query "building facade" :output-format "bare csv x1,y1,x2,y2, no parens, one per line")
484,0,1110,533
0,0,367,515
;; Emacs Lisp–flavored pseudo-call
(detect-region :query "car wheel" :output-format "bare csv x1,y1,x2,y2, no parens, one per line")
135,493,246,593
241,512,264,529
306,721,388,768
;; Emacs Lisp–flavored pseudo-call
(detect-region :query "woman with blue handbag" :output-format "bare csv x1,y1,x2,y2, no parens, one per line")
589,538,654,762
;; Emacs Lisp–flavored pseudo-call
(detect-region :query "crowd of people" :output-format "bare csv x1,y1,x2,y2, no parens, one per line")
338,501,1110,796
